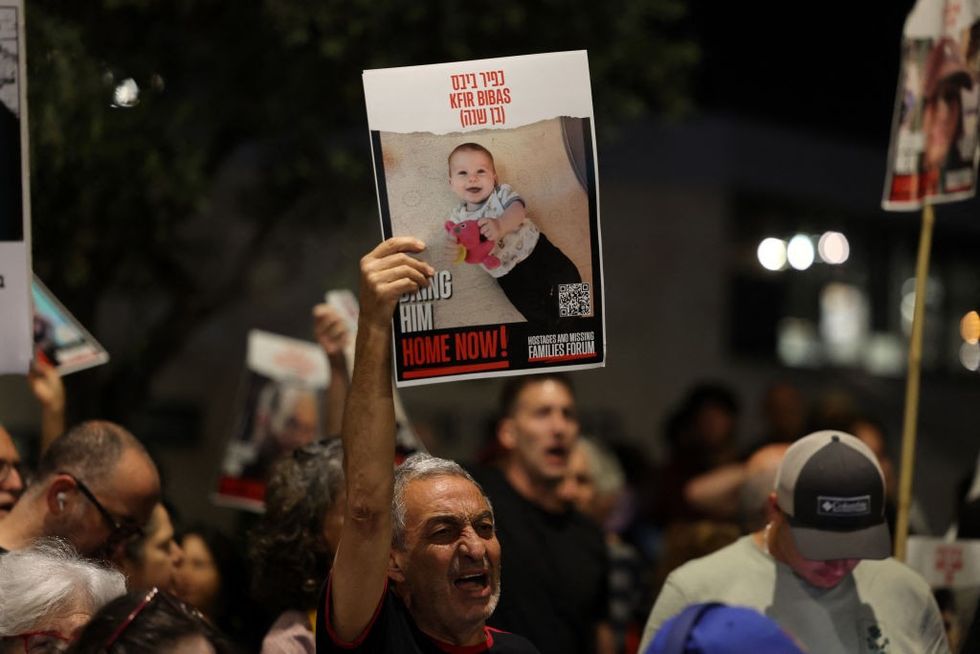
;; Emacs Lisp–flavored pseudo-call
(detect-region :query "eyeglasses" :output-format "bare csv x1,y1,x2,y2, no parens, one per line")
59,471,144,544
0,459,24,484
104,587,159,648
4,630,72,653
103,587,213,649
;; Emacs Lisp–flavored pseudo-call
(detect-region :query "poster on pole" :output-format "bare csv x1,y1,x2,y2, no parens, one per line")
0,0,32,374
883,0,980,210
32,275,109,375
363,50,606,386
214,330,329,511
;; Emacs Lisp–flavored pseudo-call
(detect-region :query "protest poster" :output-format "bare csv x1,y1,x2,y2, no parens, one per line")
883,0,980,210
214,330,329,511
883,0,980,560
363,50,605,386
0,0,32,374
906,536,980,588
32,275,109,374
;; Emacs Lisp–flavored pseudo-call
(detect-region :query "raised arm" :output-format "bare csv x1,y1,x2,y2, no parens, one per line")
312,303,350,439
27,360,66,453
328,237,433,642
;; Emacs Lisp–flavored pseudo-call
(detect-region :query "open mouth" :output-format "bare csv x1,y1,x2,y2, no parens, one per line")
466,186,483,193
453,571,490,592
545,445,568,461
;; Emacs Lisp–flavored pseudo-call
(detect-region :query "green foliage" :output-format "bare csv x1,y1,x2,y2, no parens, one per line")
24,0,696,419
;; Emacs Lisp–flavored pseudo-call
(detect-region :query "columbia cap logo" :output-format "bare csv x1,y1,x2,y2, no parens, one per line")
816,495,871,516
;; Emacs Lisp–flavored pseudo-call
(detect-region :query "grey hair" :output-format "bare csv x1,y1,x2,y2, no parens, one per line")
577,437,625,497
0,538,126,634
391,453,491,550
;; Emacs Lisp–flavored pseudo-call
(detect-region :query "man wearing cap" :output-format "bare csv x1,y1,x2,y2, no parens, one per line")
639,430,949,654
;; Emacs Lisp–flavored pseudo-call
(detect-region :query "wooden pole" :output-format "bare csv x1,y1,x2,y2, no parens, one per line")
894,203,935,561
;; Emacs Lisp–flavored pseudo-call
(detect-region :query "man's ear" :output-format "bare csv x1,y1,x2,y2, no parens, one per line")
497,418,517,450
46,475,75,516
388,550,406,584
765,491,781,523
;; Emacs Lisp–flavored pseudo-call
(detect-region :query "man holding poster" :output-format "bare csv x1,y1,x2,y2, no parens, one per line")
317,237,539,653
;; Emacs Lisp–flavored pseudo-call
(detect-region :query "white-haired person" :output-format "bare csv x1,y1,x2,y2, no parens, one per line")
0,538,126,652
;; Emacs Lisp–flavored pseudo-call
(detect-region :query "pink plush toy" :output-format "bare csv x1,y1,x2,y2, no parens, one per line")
445,219,501,269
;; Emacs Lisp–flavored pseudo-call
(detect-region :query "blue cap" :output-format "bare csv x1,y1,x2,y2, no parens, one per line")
646,603,805,654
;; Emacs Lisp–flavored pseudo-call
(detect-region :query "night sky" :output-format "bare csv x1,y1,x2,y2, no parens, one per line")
689,1,917,147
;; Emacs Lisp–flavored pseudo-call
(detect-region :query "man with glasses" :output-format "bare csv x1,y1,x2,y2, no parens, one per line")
0,420,159,559
0,425,25,520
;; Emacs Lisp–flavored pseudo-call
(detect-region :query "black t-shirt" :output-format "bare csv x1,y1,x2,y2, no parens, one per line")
469,466,609,654
316,577,540,654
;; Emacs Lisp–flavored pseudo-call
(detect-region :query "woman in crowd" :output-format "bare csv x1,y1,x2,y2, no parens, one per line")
0,539,125,651
176,525,266,652
112,502,183,594
249,438,345,653
67,588,235,654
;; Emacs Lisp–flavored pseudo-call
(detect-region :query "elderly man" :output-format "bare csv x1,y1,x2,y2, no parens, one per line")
0,420,159,559
0,425,24,519
316,237,538,652
639,430,949,654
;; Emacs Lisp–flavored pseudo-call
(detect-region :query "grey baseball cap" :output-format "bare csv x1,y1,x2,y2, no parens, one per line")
775,430,891,560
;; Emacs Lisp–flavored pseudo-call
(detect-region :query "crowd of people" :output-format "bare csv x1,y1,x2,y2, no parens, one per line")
1,237,979,653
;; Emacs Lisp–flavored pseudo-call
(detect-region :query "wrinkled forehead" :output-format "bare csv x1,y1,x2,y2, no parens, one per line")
404,475,493,524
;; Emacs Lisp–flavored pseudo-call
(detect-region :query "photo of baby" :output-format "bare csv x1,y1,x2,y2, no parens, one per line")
445,141,582,330
379,117,594,331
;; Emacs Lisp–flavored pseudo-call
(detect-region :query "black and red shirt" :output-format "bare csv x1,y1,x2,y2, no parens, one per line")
316,577,540,654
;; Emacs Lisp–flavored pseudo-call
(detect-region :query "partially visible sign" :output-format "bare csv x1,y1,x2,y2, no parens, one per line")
214,330,329,512
906,536,980,588
883,0,980,210
32,275,109,375
0,0,32,374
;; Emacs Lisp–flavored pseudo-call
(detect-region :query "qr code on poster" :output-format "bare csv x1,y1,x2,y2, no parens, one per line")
558,283,591,317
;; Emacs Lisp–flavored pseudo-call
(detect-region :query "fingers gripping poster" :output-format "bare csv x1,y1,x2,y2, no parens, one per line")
363,51,606,386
